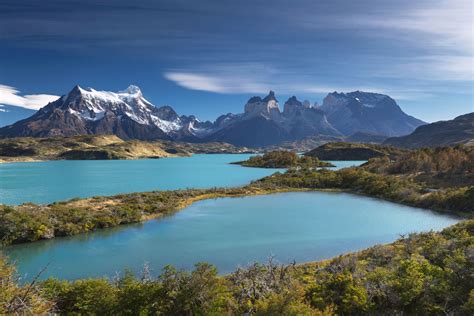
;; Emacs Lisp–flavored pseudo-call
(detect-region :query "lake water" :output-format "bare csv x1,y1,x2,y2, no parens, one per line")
4,191,458,281
0,155,364,205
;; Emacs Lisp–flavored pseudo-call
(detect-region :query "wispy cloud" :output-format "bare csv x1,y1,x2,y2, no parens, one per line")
360,0,473,53
164,59,442,100
348,0,474,81
1,0,472,122
0,84,59,110
375,55,474,82
163,0,472,103
164,62,438,102
164,63,276,94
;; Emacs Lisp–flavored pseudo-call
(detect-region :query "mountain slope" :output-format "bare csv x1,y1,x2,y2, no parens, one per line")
384,113,474,148
319,91,425,136
206,115,290,147
281,96,341,139
0,105,36,127
205,92,292,146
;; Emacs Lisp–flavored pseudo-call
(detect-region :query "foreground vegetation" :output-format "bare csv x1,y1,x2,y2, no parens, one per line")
2,219,472,315
363,145,474,187
233,150,334,168
0,135,252,162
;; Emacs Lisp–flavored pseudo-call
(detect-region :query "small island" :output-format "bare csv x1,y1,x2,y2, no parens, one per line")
233,150,334,168
305,141,407,160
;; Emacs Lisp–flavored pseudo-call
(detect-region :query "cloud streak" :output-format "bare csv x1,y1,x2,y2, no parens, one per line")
361,0,473,53
0,84,59,110
1,0,472,122
164,63,435,102
340,0,474,81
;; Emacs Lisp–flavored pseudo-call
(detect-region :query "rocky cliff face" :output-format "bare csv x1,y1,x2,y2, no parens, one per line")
281,96,341,139
243,90,281,121
319,91,425,137
204,92,342,146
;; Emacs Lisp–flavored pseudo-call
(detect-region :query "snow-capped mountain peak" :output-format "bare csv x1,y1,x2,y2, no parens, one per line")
29,85,207,138
119,85,142,95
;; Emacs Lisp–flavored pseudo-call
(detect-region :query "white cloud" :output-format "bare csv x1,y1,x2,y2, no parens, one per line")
164,63,431,102
164,72,271,94
164,73,230,93
376,55,474,82
164,63,276,94
355,0,473,81
0,84,59,110
297,0,473,83
362,0,473,53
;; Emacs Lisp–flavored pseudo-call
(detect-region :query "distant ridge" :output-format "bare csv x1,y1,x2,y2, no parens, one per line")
384,113,474,148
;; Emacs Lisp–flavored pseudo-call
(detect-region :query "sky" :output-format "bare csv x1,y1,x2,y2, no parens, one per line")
0,0,472,122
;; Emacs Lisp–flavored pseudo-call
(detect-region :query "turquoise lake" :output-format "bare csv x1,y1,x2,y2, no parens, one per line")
0,154,363,205
0,156,457,282
5,191,458,281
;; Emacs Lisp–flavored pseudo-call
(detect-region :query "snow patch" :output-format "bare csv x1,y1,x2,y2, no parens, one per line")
151,115,182,132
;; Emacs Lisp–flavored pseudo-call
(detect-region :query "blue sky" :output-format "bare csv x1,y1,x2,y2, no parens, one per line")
0,0,472,122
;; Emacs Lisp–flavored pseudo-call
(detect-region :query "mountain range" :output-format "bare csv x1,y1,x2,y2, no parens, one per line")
0,85,426,147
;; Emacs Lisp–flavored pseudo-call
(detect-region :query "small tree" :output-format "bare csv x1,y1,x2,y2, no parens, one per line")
0,256,53,315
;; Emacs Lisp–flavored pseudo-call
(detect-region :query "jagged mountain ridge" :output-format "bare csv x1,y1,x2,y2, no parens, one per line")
0,85,426,147
206,91,342,146
0,85,212,141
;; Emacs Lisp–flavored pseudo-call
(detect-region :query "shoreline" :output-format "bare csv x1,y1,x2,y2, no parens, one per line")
2,185,466,247
0,157,47,164
2,146,472,246
0,154,185,164
0,135,256,164
5,190,464,285
0,151,258,164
